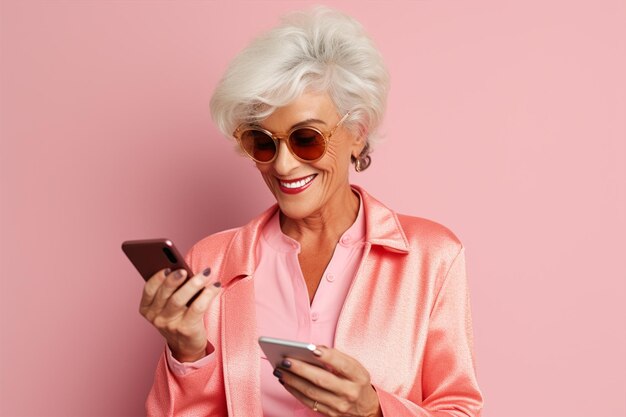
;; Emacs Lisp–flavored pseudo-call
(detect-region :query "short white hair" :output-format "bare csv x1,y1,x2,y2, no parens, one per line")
210,6,390,160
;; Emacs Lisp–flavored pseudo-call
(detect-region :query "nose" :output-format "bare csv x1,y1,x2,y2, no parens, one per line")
273,139,300,175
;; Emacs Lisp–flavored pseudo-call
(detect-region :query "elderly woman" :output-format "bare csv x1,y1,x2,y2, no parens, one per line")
140,7,483,417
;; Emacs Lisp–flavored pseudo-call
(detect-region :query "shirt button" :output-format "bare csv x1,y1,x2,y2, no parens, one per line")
311,312,319,321
326,274,335,282
341,235,352,245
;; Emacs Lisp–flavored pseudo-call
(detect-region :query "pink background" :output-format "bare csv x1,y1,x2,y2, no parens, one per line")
1,1,624,416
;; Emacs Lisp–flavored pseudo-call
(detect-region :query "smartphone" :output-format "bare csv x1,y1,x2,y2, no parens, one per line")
258,336,325,369
121,238,202,306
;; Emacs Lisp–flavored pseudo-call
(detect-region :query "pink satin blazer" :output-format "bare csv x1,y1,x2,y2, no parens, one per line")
146,186,483,416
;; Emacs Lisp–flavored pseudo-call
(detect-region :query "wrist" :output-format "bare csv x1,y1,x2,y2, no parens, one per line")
170,343,208,363
368,404,382,417
368,385,383,417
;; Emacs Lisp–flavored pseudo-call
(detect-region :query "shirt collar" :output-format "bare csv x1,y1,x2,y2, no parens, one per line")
220,185,409,286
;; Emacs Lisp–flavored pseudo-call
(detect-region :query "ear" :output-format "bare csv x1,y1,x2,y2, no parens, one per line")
349,129,367,158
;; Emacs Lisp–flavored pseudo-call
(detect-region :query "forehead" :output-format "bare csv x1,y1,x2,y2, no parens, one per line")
261,91,338,130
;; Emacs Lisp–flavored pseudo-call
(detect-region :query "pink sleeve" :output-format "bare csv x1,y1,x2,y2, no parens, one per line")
377,248,484,417
144,245,229,417
145,346,227,417
164,344,215,376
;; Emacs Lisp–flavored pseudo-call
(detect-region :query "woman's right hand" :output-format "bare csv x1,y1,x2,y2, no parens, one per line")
139,268,221,363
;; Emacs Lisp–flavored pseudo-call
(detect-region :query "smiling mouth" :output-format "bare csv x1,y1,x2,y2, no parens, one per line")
278,174,317,194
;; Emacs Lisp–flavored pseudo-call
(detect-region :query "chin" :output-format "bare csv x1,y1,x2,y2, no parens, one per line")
274,198,317,221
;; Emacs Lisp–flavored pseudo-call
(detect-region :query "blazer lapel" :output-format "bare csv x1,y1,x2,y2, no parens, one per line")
220,205,277,416
222,276,262,416
335,186,410,385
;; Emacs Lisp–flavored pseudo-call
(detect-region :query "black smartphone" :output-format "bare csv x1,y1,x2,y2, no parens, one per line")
121,238,202,306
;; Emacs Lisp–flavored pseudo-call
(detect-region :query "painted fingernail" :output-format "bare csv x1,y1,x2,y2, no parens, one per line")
174,270,185,280
280,359,291,368
278,379,284,385
163,268,171,276
273,369,282,378
202,267,211,276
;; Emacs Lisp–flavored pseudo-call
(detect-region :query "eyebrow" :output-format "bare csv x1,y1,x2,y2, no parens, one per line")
289,118,327,129
252,118,328,131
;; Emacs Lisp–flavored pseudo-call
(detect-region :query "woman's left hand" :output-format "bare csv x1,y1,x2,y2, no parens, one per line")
275,346,383,417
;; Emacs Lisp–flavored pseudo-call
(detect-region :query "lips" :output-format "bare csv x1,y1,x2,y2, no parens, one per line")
277,174,317,194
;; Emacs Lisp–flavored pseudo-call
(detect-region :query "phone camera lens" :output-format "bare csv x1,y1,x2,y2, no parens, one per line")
163,247,178,264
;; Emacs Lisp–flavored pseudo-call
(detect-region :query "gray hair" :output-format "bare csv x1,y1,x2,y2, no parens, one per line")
209,6,390,163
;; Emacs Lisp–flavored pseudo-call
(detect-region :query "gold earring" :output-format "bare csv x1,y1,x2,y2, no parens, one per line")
355,158,362,172
354,155,371,172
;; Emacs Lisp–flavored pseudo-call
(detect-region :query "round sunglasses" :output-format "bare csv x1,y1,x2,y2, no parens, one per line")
233,112,350,164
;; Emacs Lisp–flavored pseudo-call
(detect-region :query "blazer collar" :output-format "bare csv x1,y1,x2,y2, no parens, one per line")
220,185,409,286
354,185,410,254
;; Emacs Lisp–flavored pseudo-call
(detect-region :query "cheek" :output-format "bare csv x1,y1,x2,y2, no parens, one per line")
313,155,351,190
255,165,275,188
320,145,350,174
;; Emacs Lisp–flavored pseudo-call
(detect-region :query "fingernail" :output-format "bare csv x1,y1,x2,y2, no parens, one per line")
202,267,211,277
280,359,291,368
213,281,222,288
174,270,185,280
278,379,284,385
313,349,322,357
273,369,282,378
163,268,171,276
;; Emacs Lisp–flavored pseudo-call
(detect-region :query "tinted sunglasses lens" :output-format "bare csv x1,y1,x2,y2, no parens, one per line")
240,130,276,162
289,128,326,161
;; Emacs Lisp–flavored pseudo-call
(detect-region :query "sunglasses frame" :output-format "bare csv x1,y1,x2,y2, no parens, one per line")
233,112,351,164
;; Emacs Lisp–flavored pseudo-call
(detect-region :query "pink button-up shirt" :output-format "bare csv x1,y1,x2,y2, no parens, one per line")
167,198,365,417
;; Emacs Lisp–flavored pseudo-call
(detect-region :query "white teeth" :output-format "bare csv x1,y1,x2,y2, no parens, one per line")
280,175,315,189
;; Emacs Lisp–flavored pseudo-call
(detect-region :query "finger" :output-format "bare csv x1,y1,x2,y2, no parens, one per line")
281,382,331,416
150,268,189,313
279,359,348,408
182,279,221,322
281,353,379,416
313,347,370,384
159,268,212,318
139,268,171,313
278,366,340,413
